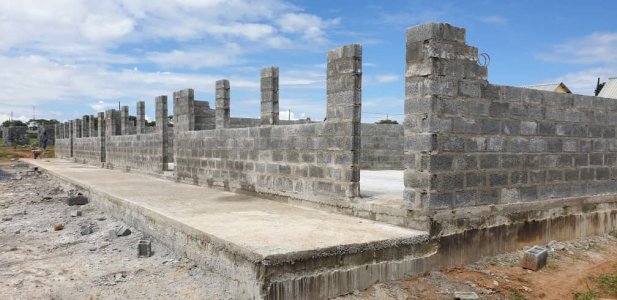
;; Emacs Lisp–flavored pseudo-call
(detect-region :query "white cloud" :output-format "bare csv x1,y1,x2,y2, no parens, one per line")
0,0,340,122
475,16,508,25
536,31,617,95
0,114,28,124
543,67,617,95
90,101,118,112
538,32,617,64
374,74,400,83
147,45,245,69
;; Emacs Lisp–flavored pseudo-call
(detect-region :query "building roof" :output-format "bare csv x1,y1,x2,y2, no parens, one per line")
526,82,572,94
598,77,617,99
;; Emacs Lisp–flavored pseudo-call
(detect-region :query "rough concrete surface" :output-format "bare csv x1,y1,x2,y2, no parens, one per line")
23,158,431,298
25,159,426,260
0,161,231,299
360,170,404,202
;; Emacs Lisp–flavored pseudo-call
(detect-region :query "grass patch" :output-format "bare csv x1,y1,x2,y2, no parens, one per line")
574,289,598,300
596,265,617,296
510,290,525,300
0,148,18,159
609,228,617,239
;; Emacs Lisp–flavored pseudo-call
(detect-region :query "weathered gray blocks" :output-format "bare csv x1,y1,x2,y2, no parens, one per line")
261,66,279,125
137,239,152,257
454,291,479,300
521,246,548,271
67,194,88,206
216,80,230,129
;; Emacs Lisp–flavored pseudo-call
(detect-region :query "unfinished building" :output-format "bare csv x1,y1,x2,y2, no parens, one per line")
47,23,617,299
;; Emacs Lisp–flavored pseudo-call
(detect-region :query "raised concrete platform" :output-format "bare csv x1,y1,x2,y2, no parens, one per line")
360,170,404,203
25,159,432,299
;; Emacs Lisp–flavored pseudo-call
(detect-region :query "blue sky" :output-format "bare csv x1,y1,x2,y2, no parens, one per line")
1,0,616,124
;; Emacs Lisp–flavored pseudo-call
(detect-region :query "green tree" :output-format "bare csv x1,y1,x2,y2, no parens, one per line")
2,120,26,127
375,119,398,124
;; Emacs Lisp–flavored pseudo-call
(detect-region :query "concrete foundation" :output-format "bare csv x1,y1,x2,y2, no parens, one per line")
26,159,431,299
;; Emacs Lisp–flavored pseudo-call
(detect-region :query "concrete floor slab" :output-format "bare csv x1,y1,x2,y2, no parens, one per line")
360,170,404,203
25,159,431,299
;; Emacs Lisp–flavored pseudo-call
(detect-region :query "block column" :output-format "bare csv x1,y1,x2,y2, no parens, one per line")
105,109,120,137
136,101,146,134
404,23,487,210
74,119,82,138
326,44,362,198
89,115,96,137
82,115,89,138
97,112,106,162
156,95,169,168
215,80,230,129
260,67,279,125
173,89,194,132
120,105,130,135
69,120,74,157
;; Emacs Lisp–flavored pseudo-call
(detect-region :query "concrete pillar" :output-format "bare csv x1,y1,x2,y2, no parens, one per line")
69,120,74,157
82,115,89,138
74,119,82,138
97,112,105,138
120,105,130,135
136,101,145,134
403,23,487,209
105,109,120,136
54,124,60,140
260,67,279,125
215,80,230,129
325,44,362,198
89,115,96,137
326,44,362,123
97,112,106,162
173,89,194,132
156,95,169,168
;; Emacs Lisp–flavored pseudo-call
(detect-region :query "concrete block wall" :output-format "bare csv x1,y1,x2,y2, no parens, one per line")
55,121,73,158
38,125,56,146
72,114,104,165
194,100,216,130
174,44,362,203
105,99,170,174
360,124,404,170
1,126,29,146
404,23,617,211
73,137,103,165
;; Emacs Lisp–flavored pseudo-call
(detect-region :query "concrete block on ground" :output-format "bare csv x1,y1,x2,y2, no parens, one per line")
80,225,93,235
70,210,82,217
115,226,132,237
67,194,88,206
521,246,548,271
454,291,479,300
137,240,152,257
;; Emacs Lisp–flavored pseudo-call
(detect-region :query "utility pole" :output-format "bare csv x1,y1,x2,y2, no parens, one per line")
288,109,291,121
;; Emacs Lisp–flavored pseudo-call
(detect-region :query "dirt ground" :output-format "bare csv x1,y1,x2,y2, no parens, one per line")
0,145,53,161
0,161,230,299
2,160,617,300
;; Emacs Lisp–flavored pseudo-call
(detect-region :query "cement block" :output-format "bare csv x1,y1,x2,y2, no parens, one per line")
80,225,93,235
137,240,152,258
116,226,132,237
67,194,88,206
521,246,548,271
454,291,479,300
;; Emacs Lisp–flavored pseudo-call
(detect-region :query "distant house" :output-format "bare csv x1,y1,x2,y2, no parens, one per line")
597,77,617,99
526,82,572,94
